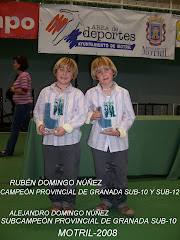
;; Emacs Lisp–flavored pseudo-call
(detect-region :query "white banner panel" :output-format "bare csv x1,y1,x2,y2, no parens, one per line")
174,15,180,48
38,4,176,59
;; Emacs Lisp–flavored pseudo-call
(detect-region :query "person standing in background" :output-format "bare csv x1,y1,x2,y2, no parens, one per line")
0,56,32,157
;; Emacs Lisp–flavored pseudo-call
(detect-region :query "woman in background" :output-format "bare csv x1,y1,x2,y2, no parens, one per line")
0,56,32,157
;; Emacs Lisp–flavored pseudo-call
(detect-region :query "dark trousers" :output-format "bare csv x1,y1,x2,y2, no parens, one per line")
92,148,128,209
6,103,32,155
43,143,80,208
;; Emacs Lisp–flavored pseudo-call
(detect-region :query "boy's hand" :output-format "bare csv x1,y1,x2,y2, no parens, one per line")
91,110,102,120
100,129,120,136
39,125,52,135
53,126,66,136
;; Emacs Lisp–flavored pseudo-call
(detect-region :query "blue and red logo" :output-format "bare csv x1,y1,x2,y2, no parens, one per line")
146,15,166,46
46,9,82,48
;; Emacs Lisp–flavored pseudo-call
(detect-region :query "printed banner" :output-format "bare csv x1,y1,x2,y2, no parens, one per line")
0,1,39,39
174,15,180,48
38,4,176,60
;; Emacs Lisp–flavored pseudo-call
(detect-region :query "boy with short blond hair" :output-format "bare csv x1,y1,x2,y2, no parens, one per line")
34,57,87,212
85,56,135,217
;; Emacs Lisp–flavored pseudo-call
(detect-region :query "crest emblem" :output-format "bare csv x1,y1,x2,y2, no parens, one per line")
146,15,166,46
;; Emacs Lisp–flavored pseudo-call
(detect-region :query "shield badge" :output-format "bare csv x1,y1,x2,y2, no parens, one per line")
146,15,166,46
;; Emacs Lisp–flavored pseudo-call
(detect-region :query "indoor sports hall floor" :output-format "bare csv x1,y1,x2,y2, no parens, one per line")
0,132,179,240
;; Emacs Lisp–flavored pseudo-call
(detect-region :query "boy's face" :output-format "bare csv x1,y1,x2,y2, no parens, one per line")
55,65,74,86
96,67,114,87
